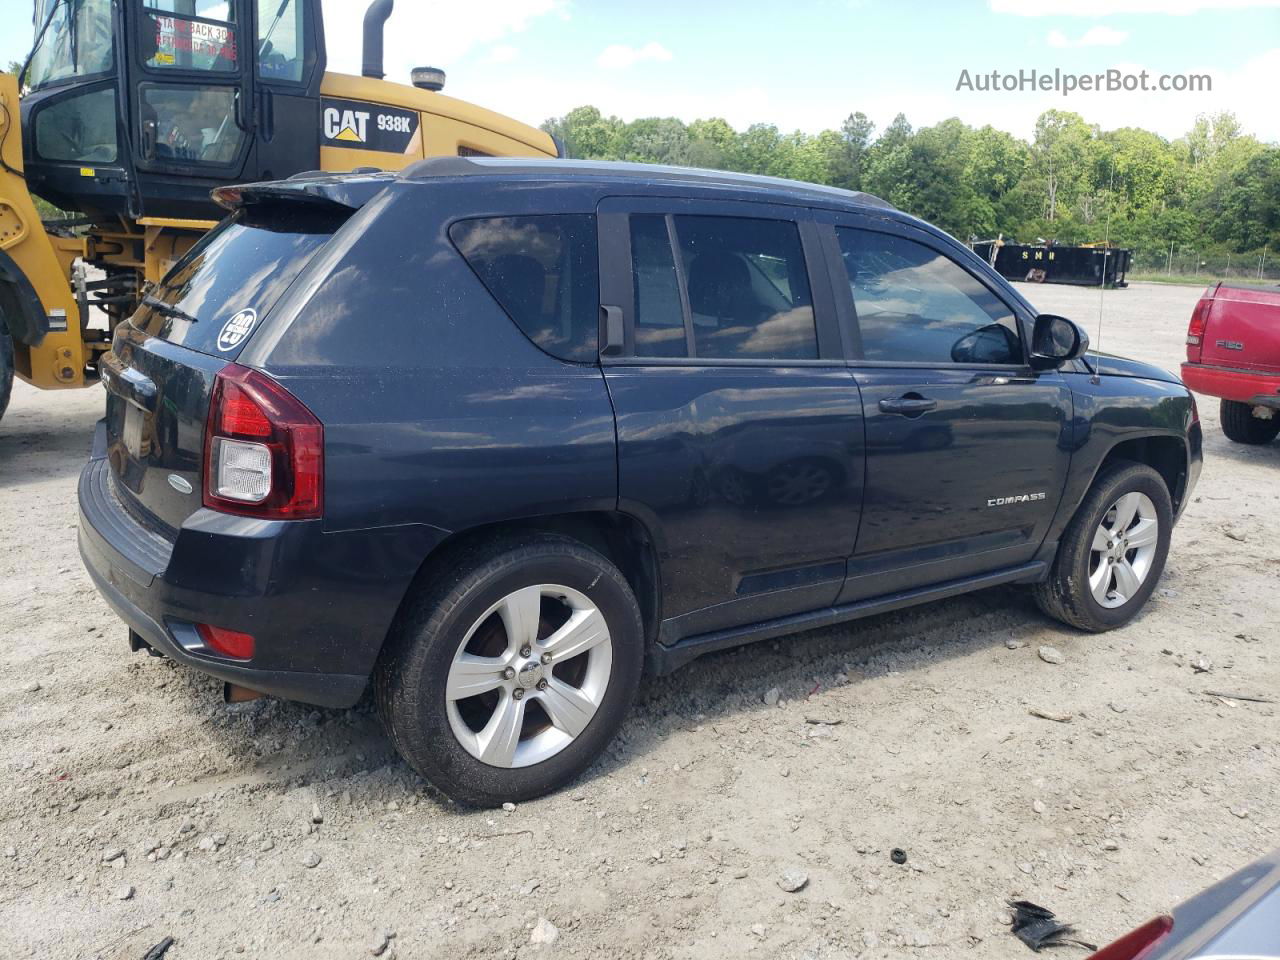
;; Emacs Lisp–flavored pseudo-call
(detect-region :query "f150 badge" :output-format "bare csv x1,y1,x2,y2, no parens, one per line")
321,97,419,153
988,492,1046,507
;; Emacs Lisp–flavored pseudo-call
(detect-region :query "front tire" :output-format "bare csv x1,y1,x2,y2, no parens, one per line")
1035,462,1172,632
375,535,644,806
1220,399,1280,445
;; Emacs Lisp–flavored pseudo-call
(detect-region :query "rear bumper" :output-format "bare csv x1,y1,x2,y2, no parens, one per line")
1181,362,1280,408
78,427,445,707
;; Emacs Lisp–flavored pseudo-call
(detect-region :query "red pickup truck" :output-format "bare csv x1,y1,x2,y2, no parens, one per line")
1181,281,1280,444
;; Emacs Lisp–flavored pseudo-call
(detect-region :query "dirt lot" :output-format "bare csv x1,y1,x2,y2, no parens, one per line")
1,281,1276,959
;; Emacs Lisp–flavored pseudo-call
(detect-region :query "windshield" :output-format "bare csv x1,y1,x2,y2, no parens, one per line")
27,0,115,90
132,206,348,358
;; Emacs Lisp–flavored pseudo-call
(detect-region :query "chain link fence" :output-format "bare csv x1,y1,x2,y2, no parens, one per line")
1130,244,1278,283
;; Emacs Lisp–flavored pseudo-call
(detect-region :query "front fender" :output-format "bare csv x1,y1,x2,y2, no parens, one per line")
1046,373,1198,544
0,248,50,347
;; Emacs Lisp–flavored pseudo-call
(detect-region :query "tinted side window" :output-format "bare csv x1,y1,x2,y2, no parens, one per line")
675,216,817,360
837,228,1021,365
630,214,688,358
451,215,599,363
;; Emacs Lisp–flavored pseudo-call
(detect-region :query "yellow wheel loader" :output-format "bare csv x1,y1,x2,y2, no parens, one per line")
0,0,559,422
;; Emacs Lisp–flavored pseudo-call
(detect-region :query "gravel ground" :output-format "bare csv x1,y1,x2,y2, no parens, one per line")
1,281,1276,959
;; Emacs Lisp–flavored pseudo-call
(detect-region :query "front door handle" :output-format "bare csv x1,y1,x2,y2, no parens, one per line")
878,394,937,417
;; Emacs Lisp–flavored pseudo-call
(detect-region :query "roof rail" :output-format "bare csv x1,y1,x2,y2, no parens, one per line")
398,156,895,210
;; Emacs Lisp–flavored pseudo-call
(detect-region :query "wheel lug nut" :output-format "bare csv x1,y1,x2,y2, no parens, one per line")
540,652,552,665
520,645,532,658
512,688,524,700
536,679,548,691
503,666,515,680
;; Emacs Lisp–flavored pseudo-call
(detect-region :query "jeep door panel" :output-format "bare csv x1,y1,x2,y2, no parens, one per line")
820,214,1072,600
597,197,865,641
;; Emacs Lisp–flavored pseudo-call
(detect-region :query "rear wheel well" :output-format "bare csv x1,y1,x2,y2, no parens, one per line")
398,512,662,648
1094,435,1187,511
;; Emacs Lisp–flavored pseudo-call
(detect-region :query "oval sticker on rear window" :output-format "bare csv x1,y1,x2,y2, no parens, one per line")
217,308,257,351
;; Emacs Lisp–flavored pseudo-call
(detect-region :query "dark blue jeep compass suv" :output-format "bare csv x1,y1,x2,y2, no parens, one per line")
79,157,1202,804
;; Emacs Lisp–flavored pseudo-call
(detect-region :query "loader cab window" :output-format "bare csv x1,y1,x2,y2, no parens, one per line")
139,83,244,164
27,0,115,89
256,0,306,83
34,86,118,163
141,0,239,73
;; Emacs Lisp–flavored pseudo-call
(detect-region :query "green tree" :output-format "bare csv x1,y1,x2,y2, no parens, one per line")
830,112,874,191
540,106,623,160
618,117,691,166
687,117,736,169
537,103,1279,270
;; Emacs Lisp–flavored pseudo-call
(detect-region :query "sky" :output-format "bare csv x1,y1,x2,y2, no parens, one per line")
4,0,1278,144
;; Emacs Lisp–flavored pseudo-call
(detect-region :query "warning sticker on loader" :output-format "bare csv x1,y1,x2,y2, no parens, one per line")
321,98,419,153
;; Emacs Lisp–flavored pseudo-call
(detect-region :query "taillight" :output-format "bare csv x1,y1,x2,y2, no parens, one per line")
1087,915,1174,960
204,364,323,519
1190,393,1200,425
1185,294,1213,362
196,623,256,660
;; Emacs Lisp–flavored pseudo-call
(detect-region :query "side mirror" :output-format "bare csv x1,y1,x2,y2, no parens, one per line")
951,323,1020,364
1030,314,1090,370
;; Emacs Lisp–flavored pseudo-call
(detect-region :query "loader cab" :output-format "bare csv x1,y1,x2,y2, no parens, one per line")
20,0,325,219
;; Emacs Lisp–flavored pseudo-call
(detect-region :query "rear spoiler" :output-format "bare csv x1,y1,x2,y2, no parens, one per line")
211,173,396,214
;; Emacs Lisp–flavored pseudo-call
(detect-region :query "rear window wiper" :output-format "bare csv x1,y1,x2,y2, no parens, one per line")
141,294,198,324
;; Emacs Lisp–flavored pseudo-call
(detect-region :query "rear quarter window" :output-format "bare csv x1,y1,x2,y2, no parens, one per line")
450,214,599,363
133,206,345,358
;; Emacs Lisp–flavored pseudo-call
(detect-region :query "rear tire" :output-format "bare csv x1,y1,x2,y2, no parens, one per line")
1035,461,1172,632
0,316,13,424
1220,399,1280,445
375,535,644,806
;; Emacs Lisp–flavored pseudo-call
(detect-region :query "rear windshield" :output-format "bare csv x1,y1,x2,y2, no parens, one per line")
132,206,346,357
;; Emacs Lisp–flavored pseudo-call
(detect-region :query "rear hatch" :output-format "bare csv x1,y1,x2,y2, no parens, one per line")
1193,282,1280,372
102,199,352,534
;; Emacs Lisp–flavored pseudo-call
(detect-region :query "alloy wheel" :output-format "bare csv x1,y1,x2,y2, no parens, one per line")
1088,491,1159,609
445,584,612,768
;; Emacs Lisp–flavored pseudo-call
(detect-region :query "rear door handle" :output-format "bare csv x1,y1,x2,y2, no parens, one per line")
600,304,624,357
878,395,937,417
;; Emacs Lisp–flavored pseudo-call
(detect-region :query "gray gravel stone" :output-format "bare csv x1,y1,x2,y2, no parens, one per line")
530,917,559,945
300,851,322,868
777,867,809,892
1038,646,1065,665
